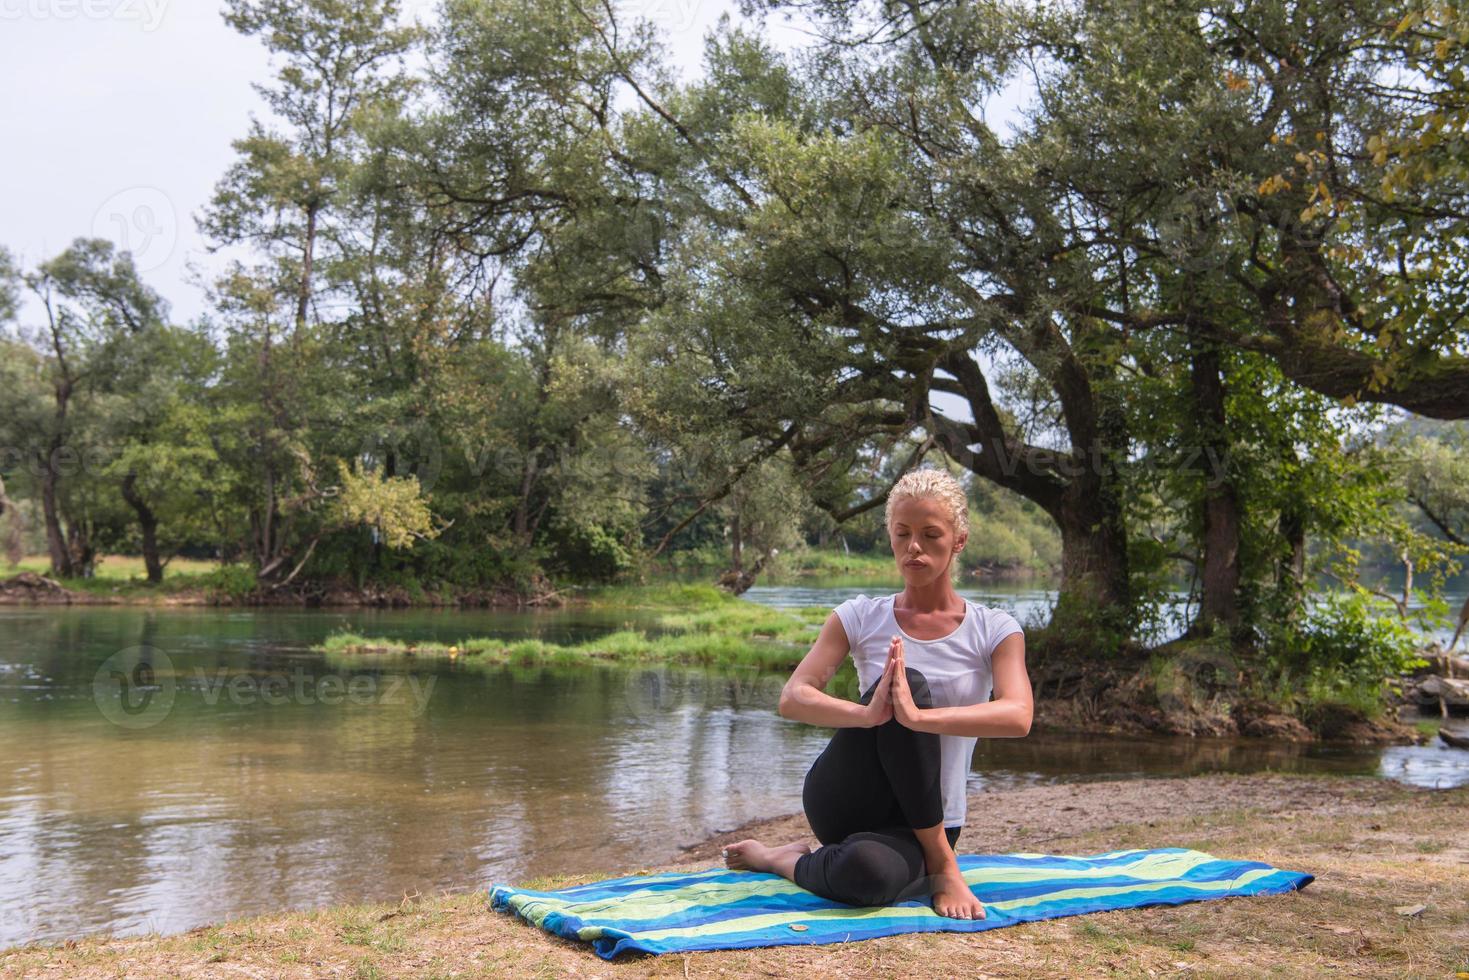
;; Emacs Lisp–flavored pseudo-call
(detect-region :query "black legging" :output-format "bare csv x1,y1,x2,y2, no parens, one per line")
792,666,962,906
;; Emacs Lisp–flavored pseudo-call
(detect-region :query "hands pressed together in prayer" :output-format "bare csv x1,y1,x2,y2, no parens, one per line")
862,634,924,729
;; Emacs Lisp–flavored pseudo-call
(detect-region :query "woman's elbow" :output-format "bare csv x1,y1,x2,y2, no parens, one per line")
1015,704,1033,737
778,679,817,720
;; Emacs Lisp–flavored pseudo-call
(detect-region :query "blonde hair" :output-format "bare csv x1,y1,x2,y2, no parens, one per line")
884,467,969,540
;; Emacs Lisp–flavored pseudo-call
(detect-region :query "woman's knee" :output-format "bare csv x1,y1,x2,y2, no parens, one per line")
903,667,935,708
823,839,912,907
862,667,936,708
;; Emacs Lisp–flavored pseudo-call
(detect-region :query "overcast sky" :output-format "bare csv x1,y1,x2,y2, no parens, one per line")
0,0,823,320
1,0,1002,424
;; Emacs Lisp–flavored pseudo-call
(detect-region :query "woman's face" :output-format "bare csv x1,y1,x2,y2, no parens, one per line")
889,495,966,584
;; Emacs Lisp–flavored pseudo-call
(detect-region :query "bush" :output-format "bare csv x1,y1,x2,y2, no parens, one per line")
201,563,258,602
1260,591,1429,720
544,520,639,583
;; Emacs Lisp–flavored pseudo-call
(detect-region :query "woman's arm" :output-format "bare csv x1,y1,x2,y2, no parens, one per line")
891,633,1033,737
778,612,893,728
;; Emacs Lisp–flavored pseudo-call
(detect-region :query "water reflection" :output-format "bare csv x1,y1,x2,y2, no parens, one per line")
0,594,1463,948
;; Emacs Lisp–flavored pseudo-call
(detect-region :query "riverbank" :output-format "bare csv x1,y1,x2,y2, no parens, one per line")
0,568,556,608
0,550,898,608
4,772,1464,978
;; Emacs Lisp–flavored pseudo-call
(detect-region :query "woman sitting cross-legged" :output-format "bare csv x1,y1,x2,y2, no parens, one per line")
722,468,1034,919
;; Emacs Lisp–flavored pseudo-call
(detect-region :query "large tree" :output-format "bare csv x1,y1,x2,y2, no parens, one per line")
9,240,167,577
199,0,426,586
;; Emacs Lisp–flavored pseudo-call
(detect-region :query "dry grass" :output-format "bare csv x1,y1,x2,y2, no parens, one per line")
3,775,1466,979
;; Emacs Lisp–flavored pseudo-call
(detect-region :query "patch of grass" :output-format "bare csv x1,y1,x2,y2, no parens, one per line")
647,543,903,581
769,546,898,579
1415,717,1444,737
3,553,217,580
1074,920,1132,955
574,581,733,610
2,553,235,599
319,584,831,673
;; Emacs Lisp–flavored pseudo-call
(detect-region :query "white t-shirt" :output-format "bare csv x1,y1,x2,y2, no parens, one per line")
833,592,1023,829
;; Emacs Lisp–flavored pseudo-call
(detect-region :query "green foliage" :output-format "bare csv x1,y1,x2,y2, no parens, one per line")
1259,592,1430,719
330,459,441,550
1388,419,1469,548
545,519,638,583
201,563,260,602
657,543,730,574
961,480,1061,574
715,452,812,572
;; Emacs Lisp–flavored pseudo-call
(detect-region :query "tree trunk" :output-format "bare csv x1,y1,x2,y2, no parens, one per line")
39,444,74,579
931,349,1134,643
1051,484,1131,630
513,443,541,549
1450,594,1469,651
65,518,95,578
120,471,164,583
1188,334,1241,633
295,205,318,337
1277,505,1306,590
0,473,21,568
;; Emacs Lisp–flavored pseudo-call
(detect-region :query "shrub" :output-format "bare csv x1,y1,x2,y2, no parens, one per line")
1259,591,1429,720
201,563,258,602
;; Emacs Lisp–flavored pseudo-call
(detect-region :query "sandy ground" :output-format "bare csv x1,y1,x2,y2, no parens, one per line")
671,771,1422,866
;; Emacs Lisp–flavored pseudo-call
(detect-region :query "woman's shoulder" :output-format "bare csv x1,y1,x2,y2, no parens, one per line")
965,600,1024,653
835,592,895,611
833,593,890,638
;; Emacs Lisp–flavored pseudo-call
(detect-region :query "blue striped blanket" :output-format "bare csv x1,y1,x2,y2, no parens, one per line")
489,847,1313,959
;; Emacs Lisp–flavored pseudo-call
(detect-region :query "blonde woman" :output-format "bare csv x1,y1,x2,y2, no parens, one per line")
723,468,1034,920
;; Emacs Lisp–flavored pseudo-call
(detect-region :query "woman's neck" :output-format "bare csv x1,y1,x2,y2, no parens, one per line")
897,578,962,614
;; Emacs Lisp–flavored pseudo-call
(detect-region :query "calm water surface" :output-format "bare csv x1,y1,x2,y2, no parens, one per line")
1,579,1465,947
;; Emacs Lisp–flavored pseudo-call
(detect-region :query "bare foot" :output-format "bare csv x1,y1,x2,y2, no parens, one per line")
721,839,811,873
931,869,986,920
